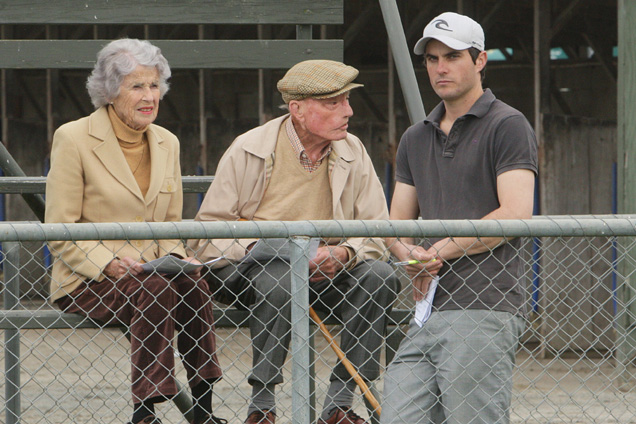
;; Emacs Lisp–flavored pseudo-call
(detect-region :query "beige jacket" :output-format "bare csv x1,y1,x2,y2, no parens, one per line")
188,114,389,266
46,107,186,301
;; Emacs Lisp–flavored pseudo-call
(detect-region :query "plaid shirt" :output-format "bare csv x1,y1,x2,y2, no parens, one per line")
285,118,332,173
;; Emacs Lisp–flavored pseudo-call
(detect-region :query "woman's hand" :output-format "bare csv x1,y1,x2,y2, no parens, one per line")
103,257,144,280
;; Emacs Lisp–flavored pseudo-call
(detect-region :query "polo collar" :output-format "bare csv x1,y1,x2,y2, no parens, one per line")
424,88,496,125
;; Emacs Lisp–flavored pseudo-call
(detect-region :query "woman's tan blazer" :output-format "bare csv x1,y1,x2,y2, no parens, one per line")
45,106,186,301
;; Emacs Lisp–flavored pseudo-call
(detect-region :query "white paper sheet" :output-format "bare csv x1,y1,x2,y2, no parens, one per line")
414,276,439,327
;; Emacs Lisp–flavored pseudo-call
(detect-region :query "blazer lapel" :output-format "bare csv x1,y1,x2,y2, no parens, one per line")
89,108,144,201
145,127,168,204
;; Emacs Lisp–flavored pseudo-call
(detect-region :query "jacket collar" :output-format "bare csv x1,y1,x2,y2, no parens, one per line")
89,107,167,203
242,113,355,163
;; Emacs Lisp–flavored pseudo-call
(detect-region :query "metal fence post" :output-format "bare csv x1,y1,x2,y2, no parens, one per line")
290,236,311,424
378,0,426,125
4,241,20,424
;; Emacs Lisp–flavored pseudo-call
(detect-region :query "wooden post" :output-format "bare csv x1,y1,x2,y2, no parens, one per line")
616,0,636,388
618,0,636,216
198,24,208,175
1,25,8,148
456,0,477,17
533,0,551,360
46,25,60,152
533,0,551,149
387,43,396,205
258,24,273,126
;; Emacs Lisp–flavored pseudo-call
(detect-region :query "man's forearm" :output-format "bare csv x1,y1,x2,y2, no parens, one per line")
430,235,508,261
387,237,417,260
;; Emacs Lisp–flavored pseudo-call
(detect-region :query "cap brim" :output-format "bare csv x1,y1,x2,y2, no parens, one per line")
414,35,473,55
308,83,364,100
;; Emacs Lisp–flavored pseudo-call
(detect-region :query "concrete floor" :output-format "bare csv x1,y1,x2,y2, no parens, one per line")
4,323,636,423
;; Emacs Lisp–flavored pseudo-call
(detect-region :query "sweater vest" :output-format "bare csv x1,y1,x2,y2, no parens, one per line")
253,123,333,222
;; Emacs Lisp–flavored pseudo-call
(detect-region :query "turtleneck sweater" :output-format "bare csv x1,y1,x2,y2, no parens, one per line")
107,106,151,197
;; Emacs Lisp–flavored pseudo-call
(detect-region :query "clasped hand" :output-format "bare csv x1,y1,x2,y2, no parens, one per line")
309,246,349,283
400,246,443,301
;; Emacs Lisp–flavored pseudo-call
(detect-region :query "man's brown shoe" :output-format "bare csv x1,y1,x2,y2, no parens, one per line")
317,407,367,424
245,410,276,424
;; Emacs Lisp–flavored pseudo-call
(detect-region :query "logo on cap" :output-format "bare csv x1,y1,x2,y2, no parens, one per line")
433,19,452,32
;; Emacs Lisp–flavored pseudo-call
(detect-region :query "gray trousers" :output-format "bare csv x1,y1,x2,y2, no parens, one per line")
381,309,525,424
208,259,398,386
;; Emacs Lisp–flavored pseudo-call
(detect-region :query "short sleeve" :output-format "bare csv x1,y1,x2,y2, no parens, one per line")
395,130,416,186
493,115,538,176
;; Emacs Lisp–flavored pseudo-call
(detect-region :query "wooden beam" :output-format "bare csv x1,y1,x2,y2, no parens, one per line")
69,24,90,39
14,73,46,121
616,0,636,387
500,47,514,61
343,3,377,50
357,87,387,124
549,84,572,116
1,25,10,147
45,26,59,150
1,67,6,146
582,32,617,83
59,75,90,117
564,46,580,60
456,0,478,17
0,40,343,69
618,0,636,215
404,0,443,43
258,25,274,125
516,35,533,62
551,0,585,38
198,25,208,175
534,0,552,143
0,0,344,25
159,88,182,123
276,25,296,40
480,0,507,32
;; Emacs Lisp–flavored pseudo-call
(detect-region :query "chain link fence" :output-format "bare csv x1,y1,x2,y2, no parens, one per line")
3,218,636,423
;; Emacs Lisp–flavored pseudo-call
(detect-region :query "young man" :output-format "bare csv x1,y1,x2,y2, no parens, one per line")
189,60,399,424
381,12,538,424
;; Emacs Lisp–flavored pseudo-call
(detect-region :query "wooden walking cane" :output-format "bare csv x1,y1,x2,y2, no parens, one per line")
309,306,382,415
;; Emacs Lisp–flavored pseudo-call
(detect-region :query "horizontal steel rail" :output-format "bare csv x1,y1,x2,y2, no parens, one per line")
0,176,214,194
0,217,634,242
0,307,412,330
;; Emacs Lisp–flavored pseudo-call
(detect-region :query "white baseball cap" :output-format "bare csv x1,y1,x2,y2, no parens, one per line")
414,12,485,55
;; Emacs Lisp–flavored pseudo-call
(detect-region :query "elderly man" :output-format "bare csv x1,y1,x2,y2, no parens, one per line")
189,60,398,424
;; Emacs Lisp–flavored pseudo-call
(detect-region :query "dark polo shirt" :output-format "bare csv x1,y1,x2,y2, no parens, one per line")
395,89,538,316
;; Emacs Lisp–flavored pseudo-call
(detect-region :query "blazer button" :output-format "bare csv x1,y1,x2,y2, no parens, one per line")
135,216,143,222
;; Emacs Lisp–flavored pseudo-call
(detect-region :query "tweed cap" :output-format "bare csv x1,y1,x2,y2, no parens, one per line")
277,60,363,103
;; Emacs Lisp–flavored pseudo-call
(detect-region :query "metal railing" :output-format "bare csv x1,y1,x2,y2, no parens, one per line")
2,217,636,423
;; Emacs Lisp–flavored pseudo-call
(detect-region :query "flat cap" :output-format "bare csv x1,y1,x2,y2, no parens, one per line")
277,59,363,103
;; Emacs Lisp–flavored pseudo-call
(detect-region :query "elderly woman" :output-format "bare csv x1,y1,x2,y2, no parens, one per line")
45,39,225,424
